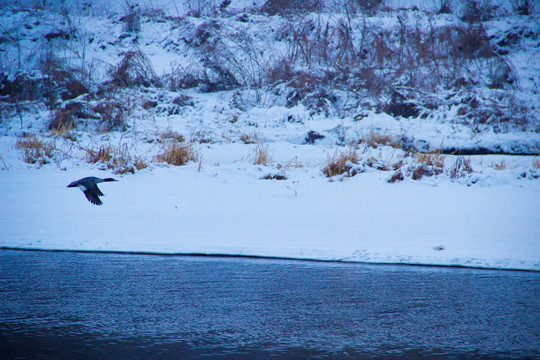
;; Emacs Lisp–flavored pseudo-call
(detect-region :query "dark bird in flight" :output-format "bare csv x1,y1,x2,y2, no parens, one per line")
67,177,118,205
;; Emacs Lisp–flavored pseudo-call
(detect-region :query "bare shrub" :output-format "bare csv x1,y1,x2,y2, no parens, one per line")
111,50,161,88
172,95,194,107
61,78,88,101
186,0,219,17
385,92,420,118
461,92,529,131
192,21,267,91
157,143,198,166
450,156,474,179
261,0,322,15
0,74,44,103
323,148,359,177
119,3,140,33
453,24,496,59
15,134,55,165
461,0,498,23
93,99,129,131
437,0,452,14
165,64,203,90
353,0,383,14
511,0,534,15
388,170,404,183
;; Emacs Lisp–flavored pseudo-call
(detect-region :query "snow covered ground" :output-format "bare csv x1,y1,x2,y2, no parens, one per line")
1,143,539,271
0,0,539,271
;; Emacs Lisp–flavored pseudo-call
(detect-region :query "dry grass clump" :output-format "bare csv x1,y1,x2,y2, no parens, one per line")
49,109,76,132
388,151,445,181
410,164,443,180
159,130,185,143
363,130,401,149
365,156,391,171
15,134,56,165
51,121,77,141
323,148,359,177
415,151,446,168
109,145,147,174
85,144,147,174
283,156,304,169
157,142,198,166
86,145,113,163
251,142,272,166
533,157,540,169
491,160,507,170
240,132,257,144
409,151,445,180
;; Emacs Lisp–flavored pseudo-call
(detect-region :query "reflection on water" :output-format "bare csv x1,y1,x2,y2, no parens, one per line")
0,250,538,359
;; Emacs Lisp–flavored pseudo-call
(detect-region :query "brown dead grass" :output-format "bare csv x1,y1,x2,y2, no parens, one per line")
86,144,113,163
407,150,446,180
240,132,257,144
15,134,55,165
159,130,185,143
415,151,446,168
251,142,272,166
363,130,401,149
85,143,148,174
157,142,198,166
323,148,359,177
491,159,507,170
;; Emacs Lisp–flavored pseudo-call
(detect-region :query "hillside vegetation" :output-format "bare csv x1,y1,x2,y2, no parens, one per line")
1,0,539,181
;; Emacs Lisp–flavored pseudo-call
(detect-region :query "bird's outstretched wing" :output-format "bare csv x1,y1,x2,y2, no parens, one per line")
93,185,104,196
84,190,103,206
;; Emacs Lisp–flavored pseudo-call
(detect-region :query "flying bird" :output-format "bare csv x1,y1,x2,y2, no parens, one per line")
67,177,118,205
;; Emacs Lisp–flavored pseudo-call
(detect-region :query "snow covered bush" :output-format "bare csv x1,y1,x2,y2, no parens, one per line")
450,156,474,179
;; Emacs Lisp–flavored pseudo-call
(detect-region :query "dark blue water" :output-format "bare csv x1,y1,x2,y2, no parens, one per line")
0,250,538,359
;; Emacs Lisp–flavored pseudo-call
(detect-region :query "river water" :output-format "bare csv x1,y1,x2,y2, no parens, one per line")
0,249,538,359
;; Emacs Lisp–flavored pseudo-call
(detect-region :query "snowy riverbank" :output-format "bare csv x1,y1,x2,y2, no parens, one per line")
1,153,539,271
